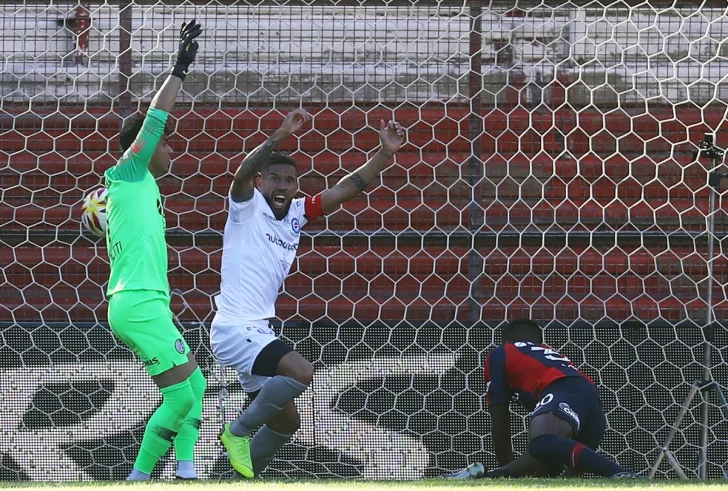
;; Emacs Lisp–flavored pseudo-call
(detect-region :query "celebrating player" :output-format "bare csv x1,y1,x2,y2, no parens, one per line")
452,319,638,479
210,109,405,478
104,20,207,480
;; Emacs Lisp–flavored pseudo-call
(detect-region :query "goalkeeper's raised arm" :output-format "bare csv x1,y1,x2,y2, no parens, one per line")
155,19,202,111
113,20,202,181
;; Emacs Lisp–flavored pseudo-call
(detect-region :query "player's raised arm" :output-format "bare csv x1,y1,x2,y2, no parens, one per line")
319,119,405,215
115,20,202,181
230,109,311,202
150,20,201,113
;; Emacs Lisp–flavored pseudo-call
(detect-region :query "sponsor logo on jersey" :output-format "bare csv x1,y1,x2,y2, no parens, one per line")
262,211,279,222
558,402,581,430
291,217,300,234
175,339,186,354
265,233,298,251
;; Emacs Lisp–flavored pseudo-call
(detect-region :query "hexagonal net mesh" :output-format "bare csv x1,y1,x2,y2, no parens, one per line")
1,0,728,482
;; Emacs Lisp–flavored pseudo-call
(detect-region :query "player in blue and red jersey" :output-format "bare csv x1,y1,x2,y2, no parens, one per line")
482,319,637,479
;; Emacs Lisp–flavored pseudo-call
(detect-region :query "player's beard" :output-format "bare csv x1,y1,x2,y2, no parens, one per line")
267,195,292,220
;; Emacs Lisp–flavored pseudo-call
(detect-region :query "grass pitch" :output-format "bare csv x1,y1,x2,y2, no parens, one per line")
2,480,728,491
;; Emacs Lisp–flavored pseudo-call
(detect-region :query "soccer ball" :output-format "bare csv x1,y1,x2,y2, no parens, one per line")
81,187,108,237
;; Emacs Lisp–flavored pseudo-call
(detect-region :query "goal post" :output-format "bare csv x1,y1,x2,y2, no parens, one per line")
1,0,727,481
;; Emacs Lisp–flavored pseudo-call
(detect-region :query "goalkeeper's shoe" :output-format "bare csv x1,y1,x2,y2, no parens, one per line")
219,423,254,479
444,462,487,480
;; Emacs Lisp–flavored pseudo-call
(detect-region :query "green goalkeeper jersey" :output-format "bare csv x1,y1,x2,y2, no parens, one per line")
104,107,170,297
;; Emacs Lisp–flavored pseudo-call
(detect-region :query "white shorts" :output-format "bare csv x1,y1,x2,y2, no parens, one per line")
210,316,277,392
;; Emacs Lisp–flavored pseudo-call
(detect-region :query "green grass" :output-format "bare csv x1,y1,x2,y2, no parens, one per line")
2,480,728,491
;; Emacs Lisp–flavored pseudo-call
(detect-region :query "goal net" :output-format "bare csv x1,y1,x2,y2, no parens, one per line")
1,0,727,481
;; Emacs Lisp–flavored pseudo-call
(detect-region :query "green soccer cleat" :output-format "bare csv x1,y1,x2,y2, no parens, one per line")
219,423,254,478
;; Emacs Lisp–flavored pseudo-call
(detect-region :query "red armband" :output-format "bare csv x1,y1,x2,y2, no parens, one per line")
304,194,324,220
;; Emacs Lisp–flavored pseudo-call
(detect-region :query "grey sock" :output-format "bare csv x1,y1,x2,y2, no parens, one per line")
251,425,293,476
230,376,307,437
127,468,150,481
176,460,196,479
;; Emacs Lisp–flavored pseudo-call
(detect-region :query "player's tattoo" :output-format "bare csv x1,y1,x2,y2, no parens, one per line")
231,185,255,202
235,135,282,182
350,172,368,191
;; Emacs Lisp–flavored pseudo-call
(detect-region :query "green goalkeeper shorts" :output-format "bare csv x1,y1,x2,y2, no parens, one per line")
107,290,191,376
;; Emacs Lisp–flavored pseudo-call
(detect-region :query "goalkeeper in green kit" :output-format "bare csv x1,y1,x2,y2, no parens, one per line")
104,20,206,480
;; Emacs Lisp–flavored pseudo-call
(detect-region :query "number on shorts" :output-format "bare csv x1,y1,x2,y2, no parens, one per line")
534,393,554,410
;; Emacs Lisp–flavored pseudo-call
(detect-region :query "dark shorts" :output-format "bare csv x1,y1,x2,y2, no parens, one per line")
247,339,294,401
531,376,606,450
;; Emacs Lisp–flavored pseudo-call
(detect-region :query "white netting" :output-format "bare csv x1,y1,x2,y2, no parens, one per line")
1,0,728,481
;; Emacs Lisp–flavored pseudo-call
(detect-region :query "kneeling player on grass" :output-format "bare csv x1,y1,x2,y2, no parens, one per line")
211,109,405,478
104,21,206,480
457,319,637,479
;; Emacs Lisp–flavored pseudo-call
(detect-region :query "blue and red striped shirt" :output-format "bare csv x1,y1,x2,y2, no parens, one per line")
484,342,594,411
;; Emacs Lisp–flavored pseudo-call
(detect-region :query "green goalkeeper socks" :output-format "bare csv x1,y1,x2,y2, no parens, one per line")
174,367,207,462
133,378,196,475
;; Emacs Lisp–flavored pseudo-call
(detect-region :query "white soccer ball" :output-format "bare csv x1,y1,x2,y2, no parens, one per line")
81,187,108,238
